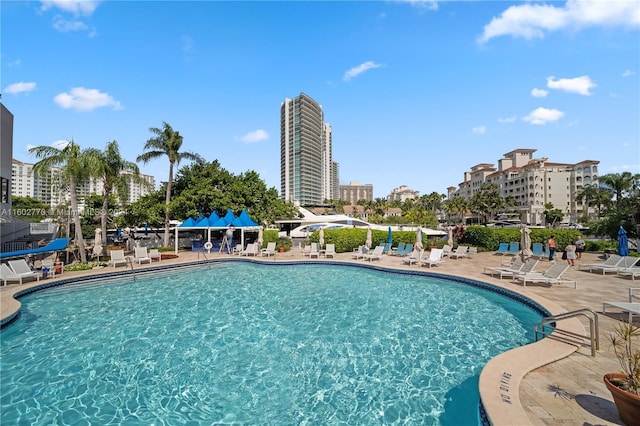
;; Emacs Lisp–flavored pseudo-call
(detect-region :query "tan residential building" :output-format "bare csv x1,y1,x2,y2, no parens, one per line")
339,181,373,204
447,148,599,226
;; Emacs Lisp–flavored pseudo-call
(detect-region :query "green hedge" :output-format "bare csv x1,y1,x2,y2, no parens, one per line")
462,226,586,251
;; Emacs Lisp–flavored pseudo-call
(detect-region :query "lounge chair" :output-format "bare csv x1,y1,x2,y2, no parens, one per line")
402,249,423,265
495,243,509,255
390,242,405,256
351,246,367,260
484,257,523,278
233,244,244,255
394,243,413,257
449,246,469,259
617,265,640,281
578,254,625,275
486,258,539,280
364,245,384,261
420,248,444,268
506,242,520,256
309,243,320,259
531,243,545,259
1,263,32,285
109,249,128,267
241,243,260,256
41,258,64,277
261,242,277,257
324,244,336,258
381,243,392,254
134,247,152,264
441,244,453,258
149,249,162,262
467,247,478,256
8,259,42,283
513,263,576,288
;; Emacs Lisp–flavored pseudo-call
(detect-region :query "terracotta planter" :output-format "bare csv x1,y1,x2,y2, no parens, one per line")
604,373,640,425
279,247,285,253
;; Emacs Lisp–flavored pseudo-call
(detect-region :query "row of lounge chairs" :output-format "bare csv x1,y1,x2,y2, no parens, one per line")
1,259,43,285
108,247,162,267
483,256,577,288
578,254,640,279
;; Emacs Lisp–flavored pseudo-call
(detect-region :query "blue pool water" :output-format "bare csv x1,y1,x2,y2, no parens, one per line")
1,262,543,425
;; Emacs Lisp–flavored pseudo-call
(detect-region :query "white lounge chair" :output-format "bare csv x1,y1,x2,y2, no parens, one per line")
420,248,444,268
485,258,539,280
617,266,640,281
578,254,624,274
402,249,423,265
240,243,260,256
109,249,128,267
324,244,336,258
351,246,367,260
309,243,320,259
261,242,277,257
149,249,162,262
513,263,576,288
1,263,32,285
364,245,384,261
8,259,41,283
134,247,152,264
449,246,469,259
441,244,453,258
41,258,64,277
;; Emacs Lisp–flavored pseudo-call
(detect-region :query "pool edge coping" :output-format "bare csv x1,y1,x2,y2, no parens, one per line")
0,257,585,426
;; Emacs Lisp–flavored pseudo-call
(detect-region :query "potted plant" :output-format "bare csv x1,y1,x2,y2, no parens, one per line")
276,236,292,253
604,322,640,425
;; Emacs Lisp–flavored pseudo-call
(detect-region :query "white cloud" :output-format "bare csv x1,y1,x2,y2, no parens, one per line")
522,107,565,125
395,0,439,10
547,75,596,95
4,82,37,95
343,61,382,81
40,0,99,16
53,87,122,111
498,116,517,124
622,69,636,77
53,16,88,32
478,0,640,43
531,88,548,98
472,126,487,134
238,129,269,144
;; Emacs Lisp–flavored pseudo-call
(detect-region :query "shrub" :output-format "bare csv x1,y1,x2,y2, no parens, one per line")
276,236,292,252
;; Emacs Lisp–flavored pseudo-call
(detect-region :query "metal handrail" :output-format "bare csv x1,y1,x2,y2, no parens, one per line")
534,308,599,357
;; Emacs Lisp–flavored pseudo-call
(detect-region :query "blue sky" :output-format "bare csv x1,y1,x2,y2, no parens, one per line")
3,0,639,199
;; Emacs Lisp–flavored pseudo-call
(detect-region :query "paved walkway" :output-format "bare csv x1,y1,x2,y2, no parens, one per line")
1,249,634,425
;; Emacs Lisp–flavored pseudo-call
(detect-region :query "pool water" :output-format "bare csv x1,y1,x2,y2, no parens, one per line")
1,263,543,425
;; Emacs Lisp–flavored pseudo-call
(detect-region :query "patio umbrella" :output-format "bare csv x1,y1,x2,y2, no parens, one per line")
447,227,454,247
93,228,103,260
365,227,372,249
618,226,630,256
257,227,264,248
415,228,423,250
520,226,532,261
387,227,393,245
318,227,325,249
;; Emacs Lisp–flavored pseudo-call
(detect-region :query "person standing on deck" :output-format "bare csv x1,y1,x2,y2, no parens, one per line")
548,236,556,261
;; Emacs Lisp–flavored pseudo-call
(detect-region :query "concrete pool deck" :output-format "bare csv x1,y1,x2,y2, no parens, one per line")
1,248,634,425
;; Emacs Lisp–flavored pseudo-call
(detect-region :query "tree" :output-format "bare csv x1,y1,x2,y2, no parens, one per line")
442,197,470,224
470,183,505,224
10,196,50,222
137,122,203,247
29,140,99,263
93,141,149,249
543,203,564,227
600,172,635,213
576,185,612,218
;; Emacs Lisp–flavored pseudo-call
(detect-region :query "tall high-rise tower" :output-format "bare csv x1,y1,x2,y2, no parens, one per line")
280,93,335,205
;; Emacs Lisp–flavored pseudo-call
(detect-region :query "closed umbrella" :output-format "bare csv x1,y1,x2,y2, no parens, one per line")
365,227,372,249
618,226,630,256
520,226,532,261
93,228,103,260
387,227,393,245
318,227,325,249
257,227,263,249
415,228,423,250
447,227,454,247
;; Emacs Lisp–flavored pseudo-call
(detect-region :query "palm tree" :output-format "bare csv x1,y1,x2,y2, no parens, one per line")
29,140,98,263
600,172,635,213
137,122,203,247
94,141,149,249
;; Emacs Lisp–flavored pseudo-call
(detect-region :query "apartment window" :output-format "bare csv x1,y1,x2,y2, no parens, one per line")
1,177,8,203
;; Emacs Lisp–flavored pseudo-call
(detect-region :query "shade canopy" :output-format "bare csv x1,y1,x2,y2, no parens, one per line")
0,238,70,260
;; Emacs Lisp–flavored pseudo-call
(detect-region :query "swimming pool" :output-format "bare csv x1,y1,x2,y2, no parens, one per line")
1,262,545,425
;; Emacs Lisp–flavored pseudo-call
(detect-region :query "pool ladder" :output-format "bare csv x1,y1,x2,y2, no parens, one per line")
534,308,599,357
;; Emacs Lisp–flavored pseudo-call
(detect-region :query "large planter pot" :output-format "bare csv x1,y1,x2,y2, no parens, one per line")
604,373,640,425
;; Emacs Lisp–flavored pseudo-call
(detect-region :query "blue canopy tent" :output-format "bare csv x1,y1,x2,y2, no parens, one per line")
0,238,70,260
